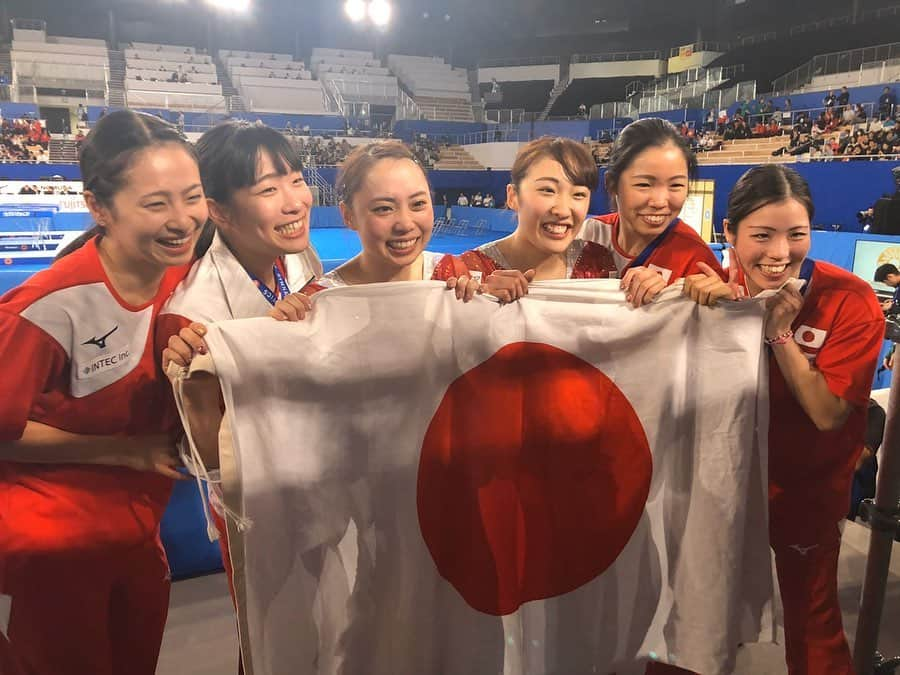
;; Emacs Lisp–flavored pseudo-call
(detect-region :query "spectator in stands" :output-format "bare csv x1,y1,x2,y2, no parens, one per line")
717,108,728,134
177,111,185,133
824,90,836,110
705,108,716,132
472,192,483,207
761,99,774,123
180,73,188,83
843,104,858,125
483,193,495,208
491,78,499,94
837,86,850,114
457,193,469,206
578,103,588,119
879,86,897,120
854,103,868,123
782,98,793,124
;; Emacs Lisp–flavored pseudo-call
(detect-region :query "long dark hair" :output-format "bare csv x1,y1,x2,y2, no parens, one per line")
604,118,698,198
725,165,814,234
56,110,195,259
193,121,306,256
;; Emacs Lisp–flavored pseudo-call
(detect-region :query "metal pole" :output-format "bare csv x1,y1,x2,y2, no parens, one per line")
853,367,900,674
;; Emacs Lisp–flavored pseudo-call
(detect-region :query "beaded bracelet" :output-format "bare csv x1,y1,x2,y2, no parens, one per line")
764,330,794,346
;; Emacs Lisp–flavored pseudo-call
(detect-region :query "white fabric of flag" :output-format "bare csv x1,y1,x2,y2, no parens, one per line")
188,279,775,675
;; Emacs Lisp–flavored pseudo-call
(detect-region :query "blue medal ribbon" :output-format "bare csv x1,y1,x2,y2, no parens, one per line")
622,217,679,272
249,263,291,305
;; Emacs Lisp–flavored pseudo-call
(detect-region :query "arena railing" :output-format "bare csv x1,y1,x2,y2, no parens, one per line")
738,101,895,128
570,50,662,64
478,56,560,68
772,42,900,95
667,42,730,58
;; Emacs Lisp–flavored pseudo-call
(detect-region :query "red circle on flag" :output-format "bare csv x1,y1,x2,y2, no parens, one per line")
417,341,652,616
802,330,815,343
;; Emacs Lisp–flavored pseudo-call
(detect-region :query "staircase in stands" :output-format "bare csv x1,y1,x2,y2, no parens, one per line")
0,45,11,93
106,48,126,107
414,96,474,122
434,145,483,170
538,78,569,121
214,59,246,113
49,138,78,163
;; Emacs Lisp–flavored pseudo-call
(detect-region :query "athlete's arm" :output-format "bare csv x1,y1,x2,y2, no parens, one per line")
766,286,851,431
177,373,224,470
0,422,186,479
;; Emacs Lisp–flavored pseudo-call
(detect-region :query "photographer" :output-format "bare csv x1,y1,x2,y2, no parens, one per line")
871,166,900,235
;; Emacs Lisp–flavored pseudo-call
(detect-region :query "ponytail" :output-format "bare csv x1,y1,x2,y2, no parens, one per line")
55,224,103,260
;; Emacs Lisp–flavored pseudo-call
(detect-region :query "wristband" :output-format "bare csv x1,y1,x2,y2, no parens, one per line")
764,330,794,346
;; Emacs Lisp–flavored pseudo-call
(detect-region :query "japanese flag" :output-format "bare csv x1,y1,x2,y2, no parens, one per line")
184,279,775,675
794,324,827,348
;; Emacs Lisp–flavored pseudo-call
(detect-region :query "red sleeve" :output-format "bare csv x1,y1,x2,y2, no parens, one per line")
0,308,68,441
154,311,193,369
687,244,727,282
814,297,885,407
431,254,460,281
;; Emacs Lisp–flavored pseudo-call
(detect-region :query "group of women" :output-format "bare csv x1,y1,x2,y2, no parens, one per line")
0,109,883,675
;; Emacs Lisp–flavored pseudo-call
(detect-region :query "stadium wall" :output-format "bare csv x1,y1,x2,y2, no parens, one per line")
569,60,666,80
3,160,895,233
477,65,560,84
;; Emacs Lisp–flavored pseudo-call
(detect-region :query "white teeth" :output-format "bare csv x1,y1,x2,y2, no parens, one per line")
160,236,189,246
275,221,302,235
642,215,667,225
387,238,417,251
542,223,569,235
760,264,787,274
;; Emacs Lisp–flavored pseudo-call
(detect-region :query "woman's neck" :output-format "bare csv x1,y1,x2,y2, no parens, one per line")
616,216,657,258
97,237,166,305
497,232,566,281
226,240,278,290
343,252,424,284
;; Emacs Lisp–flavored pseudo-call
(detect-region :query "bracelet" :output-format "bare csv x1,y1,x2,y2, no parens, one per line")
764,330,794,345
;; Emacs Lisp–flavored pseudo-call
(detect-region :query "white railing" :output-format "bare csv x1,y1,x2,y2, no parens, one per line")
478,56,560,67
571,50,661,63
772,42,900,94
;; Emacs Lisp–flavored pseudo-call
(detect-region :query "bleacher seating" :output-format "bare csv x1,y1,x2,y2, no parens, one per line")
310,48,399,106
124,43,224,112
387,54,474,121
11,35,108,99
217,48,328,115
697,135,793,165
478,80,554,113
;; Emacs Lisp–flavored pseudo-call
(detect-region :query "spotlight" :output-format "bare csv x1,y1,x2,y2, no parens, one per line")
369,0,392,27
204,0,251,12
344,0,366,22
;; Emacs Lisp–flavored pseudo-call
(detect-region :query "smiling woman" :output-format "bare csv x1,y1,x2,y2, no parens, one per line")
578,117,725,308
323,140,440,285
154,120,323,675
431,136,617,300
0,109,207,675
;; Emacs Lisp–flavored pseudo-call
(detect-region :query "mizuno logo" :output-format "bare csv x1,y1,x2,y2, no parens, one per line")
788,544,819,556
82,325,118,350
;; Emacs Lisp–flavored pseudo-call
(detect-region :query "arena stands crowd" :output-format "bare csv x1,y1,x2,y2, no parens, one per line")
0,118,50,163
